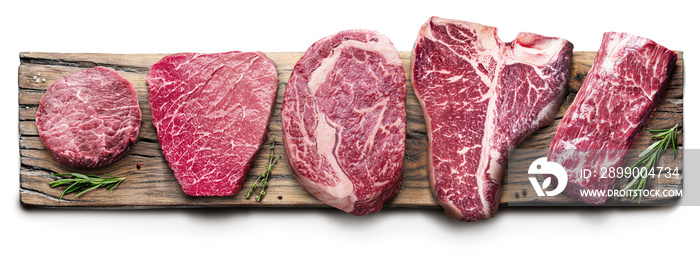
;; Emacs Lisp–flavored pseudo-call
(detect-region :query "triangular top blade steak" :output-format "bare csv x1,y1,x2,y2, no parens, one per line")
282,29,407,215
411,17,573,221
547,32,677,204
147,51,278,196
36,66,141,168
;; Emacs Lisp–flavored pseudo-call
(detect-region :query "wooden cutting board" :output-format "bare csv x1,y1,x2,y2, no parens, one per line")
18,51,684,208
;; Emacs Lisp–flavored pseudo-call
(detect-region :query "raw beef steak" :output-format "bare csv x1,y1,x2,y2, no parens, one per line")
147,51,278,196
36,66,141,168
547,32,677,204
282,30,406,215
411,17,573,221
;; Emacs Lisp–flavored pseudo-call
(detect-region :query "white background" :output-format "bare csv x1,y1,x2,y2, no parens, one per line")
2,0,697,263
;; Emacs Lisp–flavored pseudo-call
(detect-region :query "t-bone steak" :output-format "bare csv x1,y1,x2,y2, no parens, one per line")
282,30,406,215
547,32,677,204
411,17,573,221
147,51,278,196
36,66,141,168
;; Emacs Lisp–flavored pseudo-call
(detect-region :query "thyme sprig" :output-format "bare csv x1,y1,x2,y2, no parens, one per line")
245,137,280,201
622,124,679,202
49,173,125,201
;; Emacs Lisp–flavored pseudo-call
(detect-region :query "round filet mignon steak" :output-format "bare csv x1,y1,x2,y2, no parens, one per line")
36,66,142,168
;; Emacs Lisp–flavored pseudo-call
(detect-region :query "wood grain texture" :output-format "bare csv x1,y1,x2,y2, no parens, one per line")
18,51,684,208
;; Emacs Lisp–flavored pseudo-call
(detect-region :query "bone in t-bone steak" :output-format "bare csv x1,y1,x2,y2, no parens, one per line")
411,17,573,221
547,32,677,204
36,67,141,168
282,30,406,215
147,51,278,196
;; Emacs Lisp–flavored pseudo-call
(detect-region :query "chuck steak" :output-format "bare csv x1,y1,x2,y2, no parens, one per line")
411,17,573,221
282,30,406,215
547,32,677,204
36,66,141,168
147,51,278,196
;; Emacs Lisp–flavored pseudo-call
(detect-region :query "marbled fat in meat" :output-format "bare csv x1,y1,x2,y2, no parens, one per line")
547,32,677,204
282,30,406,216
411,17,573,221
147,51,278,196
36,67,141,168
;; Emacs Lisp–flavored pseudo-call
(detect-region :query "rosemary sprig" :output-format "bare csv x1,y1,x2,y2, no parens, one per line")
245,136,280,201
622,124,679,202
49,173,125,201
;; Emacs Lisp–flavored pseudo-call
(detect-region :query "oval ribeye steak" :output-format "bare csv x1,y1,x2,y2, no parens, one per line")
36,66,141,168
547,32,677,204
147,51,278,196
282,30,406,215
411,17,573,221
